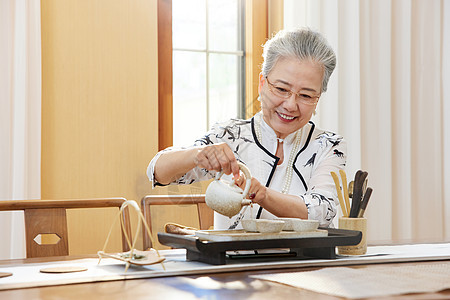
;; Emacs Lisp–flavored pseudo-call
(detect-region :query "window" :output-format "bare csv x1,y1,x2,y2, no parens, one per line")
157,0,268,150
171,0,245,146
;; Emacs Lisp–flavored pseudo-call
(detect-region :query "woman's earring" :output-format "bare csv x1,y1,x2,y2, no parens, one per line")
313,109,317,116
257,95,261,102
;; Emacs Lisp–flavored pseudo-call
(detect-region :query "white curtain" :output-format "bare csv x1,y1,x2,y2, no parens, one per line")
0,0,41,259
284,0,450,243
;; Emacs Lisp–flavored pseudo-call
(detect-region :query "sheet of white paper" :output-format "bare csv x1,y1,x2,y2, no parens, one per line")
251,263,450,299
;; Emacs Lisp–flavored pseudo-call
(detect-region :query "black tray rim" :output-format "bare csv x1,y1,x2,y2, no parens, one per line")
158,227,362,252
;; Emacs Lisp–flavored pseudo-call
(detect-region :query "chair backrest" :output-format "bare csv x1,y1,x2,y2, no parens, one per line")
141,195,213,249
0,198,132,258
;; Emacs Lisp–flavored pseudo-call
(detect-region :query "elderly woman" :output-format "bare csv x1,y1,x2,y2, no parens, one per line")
147,28,346,229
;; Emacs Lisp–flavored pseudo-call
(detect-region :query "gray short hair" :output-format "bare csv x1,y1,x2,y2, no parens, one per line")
261,28,336,93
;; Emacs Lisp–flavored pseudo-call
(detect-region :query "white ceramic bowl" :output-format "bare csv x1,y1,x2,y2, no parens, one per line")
255,219,285,233
277,218,319,232
241,219,257,232
291,219,319,232
276,218,297,231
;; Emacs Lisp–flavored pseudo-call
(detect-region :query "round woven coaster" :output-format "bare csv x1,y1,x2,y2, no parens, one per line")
0,272,13,278
40,266,88,274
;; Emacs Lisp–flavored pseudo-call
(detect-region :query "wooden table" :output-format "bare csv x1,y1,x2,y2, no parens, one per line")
0,254,449,299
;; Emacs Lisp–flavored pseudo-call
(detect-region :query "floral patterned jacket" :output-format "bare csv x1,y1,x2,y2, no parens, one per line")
147,113,347,228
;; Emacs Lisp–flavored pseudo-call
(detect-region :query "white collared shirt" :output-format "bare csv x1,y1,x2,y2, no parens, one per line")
147,112,347,228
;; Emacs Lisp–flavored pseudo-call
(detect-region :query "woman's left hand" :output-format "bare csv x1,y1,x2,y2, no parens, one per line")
235,174,307,219
235,176,267,205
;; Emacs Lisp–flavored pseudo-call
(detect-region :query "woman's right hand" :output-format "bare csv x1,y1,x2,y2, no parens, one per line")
193,143,240,178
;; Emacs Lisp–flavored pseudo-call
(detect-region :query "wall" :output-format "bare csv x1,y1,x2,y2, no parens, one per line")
41,0,159,253
268,0,283,36
40,0,278,252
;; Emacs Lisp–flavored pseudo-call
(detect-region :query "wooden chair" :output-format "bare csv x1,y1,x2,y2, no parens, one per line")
0,198,132,258
141,195,213,249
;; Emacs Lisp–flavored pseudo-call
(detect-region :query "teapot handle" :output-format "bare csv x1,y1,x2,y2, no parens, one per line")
215,162,252,198
214,162,252,198
237,162,252,198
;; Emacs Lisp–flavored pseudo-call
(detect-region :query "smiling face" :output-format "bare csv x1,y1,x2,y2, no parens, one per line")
258,57,324,139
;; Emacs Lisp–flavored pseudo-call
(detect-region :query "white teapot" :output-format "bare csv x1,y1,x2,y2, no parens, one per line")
205,162,252,218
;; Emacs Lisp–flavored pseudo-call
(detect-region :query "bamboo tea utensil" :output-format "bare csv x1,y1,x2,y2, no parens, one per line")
339,170,351,216
349,170,368,217
349,171,362,217
358,187,373,218
362,177,368,194
348,181,354,198
331,171,348,217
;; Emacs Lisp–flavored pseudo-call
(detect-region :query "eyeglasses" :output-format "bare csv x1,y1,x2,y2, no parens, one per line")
265,77,320,106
